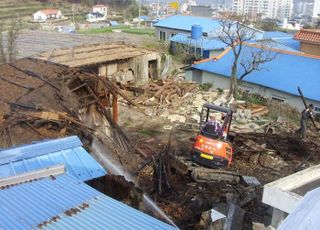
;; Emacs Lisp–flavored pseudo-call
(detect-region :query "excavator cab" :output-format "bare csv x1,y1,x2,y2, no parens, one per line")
191,103,233,168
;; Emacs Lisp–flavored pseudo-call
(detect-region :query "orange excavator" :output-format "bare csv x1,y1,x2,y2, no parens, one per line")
191,103,234,168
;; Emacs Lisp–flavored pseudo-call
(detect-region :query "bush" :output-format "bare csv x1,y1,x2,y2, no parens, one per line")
199,83,213,91
237,91,267,105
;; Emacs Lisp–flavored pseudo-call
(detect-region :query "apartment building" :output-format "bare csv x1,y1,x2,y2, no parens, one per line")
232,0,293,20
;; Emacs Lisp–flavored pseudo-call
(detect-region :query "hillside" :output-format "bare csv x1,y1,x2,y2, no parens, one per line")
0,0,44,20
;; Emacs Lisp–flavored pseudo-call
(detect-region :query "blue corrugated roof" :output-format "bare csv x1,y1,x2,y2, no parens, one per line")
170,33,227,50
276,38,301,51
0,136,106,181
110,20,119,26
263,31,293,39
155,15,263,38
279,188,320,230
192,45,320,101
154,15,221,33
0,173,176,230
249,39,300,52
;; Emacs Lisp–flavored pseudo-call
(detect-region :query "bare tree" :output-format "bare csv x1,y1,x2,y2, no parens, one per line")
0,17,21,64
216,18,276,98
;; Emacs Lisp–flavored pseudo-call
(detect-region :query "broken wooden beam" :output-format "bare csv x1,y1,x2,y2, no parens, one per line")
0,76,34,90
70,83,87,92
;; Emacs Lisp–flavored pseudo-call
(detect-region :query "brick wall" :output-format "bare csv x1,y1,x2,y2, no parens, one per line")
300,42,320,56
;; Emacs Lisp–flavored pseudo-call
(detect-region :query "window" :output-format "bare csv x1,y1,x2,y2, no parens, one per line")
271,97,284,103
160,31,166,41
170,33,176,37
315,107,320,112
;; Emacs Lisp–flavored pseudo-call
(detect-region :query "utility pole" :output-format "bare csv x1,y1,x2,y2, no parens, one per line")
72,4,75,24
157,0,160,17
138,0,141,28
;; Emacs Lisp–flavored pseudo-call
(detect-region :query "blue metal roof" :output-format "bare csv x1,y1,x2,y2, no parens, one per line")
110,20,119,26
171,33,298,52
0,136,106,181
0,173,176,230
279,188,320,230
170,33,227,50
192,45,320,101
154,15,221,34
262,31,293,39
249,39,300,52
155,15,263,38
276,38,301,51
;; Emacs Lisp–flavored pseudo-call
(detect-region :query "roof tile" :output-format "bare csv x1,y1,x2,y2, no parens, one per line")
294,29,320,44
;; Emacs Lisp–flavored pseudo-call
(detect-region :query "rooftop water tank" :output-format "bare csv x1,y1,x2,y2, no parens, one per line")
191,25,203,40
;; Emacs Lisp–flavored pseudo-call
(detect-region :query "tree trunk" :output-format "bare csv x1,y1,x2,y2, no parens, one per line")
229,58,238,98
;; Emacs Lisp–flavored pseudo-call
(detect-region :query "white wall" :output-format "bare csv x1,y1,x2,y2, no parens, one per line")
186,70,320,112
33,10,62,21
313,0,320,18
93,6,108,16
33,12,47,21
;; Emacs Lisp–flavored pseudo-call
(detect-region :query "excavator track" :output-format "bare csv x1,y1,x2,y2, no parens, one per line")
170,155,241,184
191,167,241,184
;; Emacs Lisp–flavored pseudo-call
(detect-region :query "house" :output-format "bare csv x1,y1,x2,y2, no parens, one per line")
86,12,106,22
170,30,298,59
93,4,108,16
0,136,176,230
294,29,320,56
36,43,161,86
33,9,62,22
262,31,300,51
170,33,227,58
154,15,263,43
186,43,320,112
133,15,150,23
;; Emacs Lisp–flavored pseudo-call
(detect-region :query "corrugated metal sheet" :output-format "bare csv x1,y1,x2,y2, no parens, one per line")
0,136,106,181
170,33,227,51
279,188,320,230
0,174,176,230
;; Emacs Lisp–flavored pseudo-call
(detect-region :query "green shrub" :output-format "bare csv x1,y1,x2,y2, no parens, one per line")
199,83,213,91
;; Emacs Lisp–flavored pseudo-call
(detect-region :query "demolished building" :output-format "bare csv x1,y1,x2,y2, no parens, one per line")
36,43,161,86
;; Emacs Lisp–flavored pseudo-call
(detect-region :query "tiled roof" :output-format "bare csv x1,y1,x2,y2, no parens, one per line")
294,29,320,44
0,173,176,230
0,136,106,181
38,9,60,15
93,4,107,8
191,44,320,102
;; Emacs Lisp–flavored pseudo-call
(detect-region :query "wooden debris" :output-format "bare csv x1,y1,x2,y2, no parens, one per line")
126,79,197,106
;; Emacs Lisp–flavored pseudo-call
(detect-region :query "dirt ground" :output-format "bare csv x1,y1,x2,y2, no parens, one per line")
118,100,320,229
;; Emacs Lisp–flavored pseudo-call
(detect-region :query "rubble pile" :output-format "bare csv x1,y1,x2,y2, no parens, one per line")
129,79,198,107
0,58,146,173
120,84,320,229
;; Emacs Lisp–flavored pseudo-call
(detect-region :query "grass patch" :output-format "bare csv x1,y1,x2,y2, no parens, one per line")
122,28,155,36
79,25,130,34
265,101,300,124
